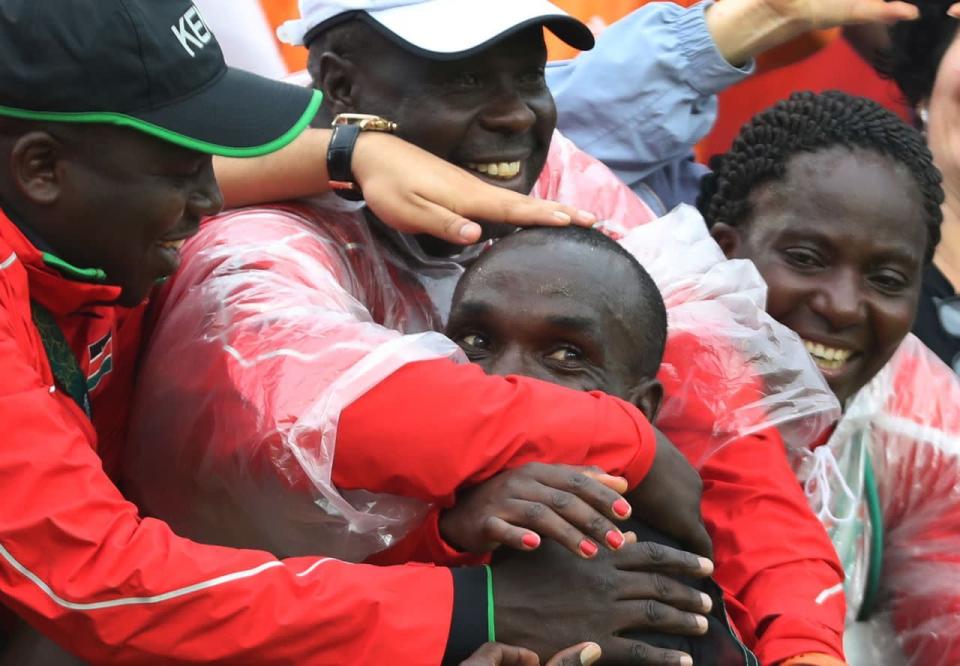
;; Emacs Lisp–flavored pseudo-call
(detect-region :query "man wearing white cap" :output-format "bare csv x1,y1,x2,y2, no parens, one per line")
126,1,844,664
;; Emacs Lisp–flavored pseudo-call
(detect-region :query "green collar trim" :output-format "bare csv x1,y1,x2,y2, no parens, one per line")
0,90,322,158
42,252,107,282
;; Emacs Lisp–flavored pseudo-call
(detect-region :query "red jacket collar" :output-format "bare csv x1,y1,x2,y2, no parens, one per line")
0,209,123,314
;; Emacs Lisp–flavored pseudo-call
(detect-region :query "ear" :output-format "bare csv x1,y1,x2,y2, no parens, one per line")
9,131,62,205
315,51,360,115
628,377,663,423
709,222,743,259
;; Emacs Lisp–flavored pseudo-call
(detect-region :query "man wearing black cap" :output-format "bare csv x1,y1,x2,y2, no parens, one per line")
0,0,637,663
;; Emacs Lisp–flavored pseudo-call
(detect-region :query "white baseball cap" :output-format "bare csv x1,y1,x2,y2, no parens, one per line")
277,0,594,58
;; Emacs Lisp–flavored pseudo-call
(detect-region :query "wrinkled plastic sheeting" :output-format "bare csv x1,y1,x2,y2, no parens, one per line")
792,334,960,664
122,130,658,566
125,198,840,566
618,205,841,464
125,207,456,562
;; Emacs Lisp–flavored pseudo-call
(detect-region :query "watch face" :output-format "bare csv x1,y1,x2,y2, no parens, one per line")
332,113,397,132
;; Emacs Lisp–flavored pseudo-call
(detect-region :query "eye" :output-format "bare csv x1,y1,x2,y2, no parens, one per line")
449,72,481,88
167,159,206,182
517,68,546,86
869,269,910,294
545,345,584,366
456,332,492,353
781,247,824,270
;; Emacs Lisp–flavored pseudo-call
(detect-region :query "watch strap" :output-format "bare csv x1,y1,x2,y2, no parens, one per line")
327,123,364,201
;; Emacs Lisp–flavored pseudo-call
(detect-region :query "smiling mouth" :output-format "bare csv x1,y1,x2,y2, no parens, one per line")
464,161,522,180
802,339,856,371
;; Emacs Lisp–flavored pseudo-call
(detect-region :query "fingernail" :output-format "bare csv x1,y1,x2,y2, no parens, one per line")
580,643,602,665
552,210,572,223
577,209,597,223
605,530,625,549
680,653,693,666
698,557,714,575
579,539,599,558
695,614,708,631
459,222,480,240
700,592,713,612
521,532,541,549
612,498,631,518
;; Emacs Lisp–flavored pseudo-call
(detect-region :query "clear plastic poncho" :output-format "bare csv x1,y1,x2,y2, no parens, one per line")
790,334,960,665
124,134,839,565
616,206,840,463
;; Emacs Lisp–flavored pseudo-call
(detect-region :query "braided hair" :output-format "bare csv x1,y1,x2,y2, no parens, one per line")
698,90,944,262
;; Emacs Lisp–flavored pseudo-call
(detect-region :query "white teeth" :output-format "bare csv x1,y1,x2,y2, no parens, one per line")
803,339,854,369
465,161,521,179
158,239,185,251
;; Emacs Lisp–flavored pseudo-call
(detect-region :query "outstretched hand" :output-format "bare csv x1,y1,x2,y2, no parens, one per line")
353,132,596,245
707,0,922,65
460,642,602,666
762,0,919,28
214,128,596,246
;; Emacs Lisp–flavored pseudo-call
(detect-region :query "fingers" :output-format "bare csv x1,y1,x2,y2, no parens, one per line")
602,637,693,666
836,0,920,27
581,469,630,496
459,642,540,666
614,541,714,578
533,464,632,523
853,1,919,24
499,466,633,557
356,132,597,244
483,515,542,552
464,642,602,666
950,3,960,18
616,596,709,637
472,184,596,230
615,569,713,615
504,496,616,558
545,643,602,666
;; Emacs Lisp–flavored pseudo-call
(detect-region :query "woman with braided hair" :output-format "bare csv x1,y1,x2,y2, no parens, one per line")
699,90,960,665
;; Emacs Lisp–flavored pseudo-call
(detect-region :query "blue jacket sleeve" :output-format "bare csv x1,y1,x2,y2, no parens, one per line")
547,0,753,214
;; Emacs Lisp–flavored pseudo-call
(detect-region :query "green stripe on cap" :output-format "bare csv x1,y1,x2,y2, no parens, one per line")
0,90,322,158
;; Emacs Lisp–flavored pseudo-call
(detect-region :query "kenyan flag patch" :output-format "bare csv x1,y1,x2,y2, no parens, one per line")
87,331,114,392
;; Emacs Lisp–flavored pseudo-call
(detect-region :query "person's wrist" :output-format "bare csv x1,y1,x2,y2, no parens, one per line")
327,123,364,200
705,0,808,65
350,130,398,190
328,115,398,199
438,507,469,552
443,567,493,665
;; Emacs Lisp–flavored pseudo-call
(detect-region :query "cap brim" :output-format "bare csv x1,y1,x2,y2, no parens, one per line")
0,68,322,158
305,0,594,59
134,68,322,157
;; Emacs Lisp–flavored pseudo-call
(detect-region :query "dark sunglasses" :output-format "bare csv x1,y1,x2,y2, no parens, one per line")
935,296,960,374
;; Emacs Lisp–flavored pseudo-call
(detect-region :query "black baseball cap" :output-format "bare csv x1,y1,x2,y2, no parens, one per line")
0,0,322,157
